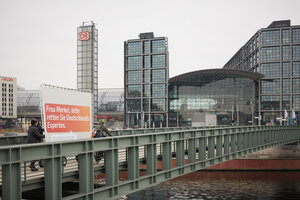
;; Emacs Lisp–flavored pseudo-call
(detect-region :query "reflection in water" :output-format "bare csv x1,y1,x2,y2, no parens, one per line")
127,171,300,200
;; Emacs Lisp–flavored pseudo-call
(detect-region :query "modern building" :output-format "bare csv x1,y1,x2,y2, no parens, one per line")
168,69,262,127
17,89,40,121
0,76,17,128
77,21,98,125
223,20,300,125
124,32,169,128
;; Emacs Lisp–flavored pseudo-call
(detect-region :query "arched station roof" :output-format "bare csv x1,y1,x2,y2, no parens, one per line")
169,69,264,86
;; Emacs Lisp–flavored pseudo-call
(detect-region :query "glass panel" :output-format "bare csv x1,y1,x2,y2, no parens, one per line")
127,42,141,55
282,79,290,93
261,47,280,62
292,28,300,43
143,70,149,83
260,63,280,77
261,30,280,46
152,54,166,68
127,85,141,97
151,84,165,97
151,40,166,53
151,69,166,82
292,45,300,60
127,99,141,112
293,95,300,109
261,96,280,110
282,95,290,110
144,56,150,68
143,85,150,97
143,99,149,111
282,63,290,77
151,98,166,111
282,46,290,61
293,78,300,93
127,56,142,69
127,70,141,83
293,62,300,76
261,79,280,94
143,41,150,54
282,29,290,44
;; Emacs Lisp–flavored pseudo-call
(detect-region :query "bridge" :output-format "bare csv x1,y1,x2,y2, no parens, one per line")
1,125,300,200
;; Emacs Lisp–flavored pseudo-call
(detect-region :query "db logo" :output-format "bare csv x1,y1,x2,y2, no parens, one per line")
79,32,90,41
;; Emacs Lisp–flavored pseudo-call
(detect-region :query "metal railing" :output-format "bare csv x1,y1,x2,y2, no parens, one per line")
0,126,300,200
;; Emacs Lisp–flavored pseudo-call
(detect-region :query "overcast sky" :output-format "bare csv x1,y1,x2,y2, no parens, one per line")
1,0,300,90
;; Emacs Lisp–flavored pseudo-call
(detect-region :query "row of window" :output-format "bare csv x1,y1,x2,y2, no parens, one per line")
261,95,300,110
127,39,166,55
127,98,166,112
127,84,166,98
261,78,300,94
261,28,300,46
261,45,300,62
127,69,166,83
260,62,300,77
127,55,166,69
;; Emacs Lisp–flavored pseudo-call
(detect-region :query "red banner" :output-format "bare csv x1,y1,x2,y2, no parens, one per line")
45,103,90,133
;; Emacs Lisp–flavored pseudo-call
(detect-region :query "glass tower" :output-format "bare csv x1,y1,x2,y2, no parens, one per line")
124,32,169,128
223,20,300,125
77,21,98,125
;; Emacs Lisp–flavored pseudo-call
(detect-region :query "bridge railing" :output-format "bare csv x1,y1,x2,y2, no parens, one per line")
1,126,300,200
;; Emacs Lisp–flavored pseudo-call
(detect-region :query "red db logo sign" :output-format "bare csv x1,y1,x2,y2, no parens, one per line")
79,32,90,41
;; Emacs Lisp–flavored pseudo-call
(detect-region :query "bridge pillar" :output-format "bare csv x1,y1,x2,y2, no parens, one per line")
78,152,94,196
162,142,172,172
146,144,157,176
176,140,184,169
128,146,139,189
216,129,222,157
188,138,195,164
198,136,206,162
44,157,62,200
208,135,214,160
105,149,119,196
2,162,21,200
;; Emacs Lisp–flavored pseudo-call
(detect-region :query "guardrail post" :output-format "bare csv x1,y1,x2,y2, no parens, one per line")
224,129,229,156
188,138,195,164
230,129,237,153
44,157,62,200
2,162,21,200
105,148,119,195
176,139,184,168
128,144,139,189
199,134,206,161
146,144,157,176
162,141,172,177
78,152,94,196
216,130,222,157
208,135,214,159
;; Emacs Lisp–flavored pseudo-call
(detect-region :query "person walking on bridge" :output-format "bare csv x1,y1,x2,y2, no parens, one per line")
28,119,45,171
93,119,112,138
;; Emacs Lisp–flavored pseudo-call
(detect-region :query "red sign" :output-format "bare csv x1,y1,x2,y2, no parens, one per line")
45,103,90,133
79,31,90,41
2,77,13,81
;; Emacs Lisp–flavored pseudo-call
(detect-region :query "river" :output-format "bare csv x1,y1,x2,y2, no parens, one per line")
127,171,300,200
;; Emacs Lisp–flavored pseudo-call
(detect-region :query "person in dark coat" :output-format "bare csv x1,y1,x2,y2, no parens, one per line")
28,119,45,171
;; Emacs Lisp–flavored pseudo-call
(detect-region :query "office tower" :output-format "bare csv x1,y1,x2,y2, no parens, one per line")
223,20,300,124
124,32,169,128
77,21,98,125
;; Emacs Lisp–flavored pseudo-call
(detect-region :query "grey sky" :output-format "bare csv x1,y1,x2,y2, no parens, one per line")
0,0,300,90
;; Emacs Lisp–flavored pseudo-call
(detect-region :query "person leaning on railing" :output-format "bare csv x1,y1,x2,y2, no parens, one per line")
28,119,45,171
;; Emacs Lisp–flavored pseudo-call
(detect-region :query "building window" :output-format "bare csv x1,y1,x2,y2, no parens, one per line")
261,47,280,62
261,30,280,46
127,85,141,97
151,40,166,53
282,95,290,110
282,46,290,61
152,54,166,68
293,78,300,93
292,28,300,43
292,45,300,60
127,70,141,83
282,79,290,93
282,62,290,77
260,63,280,77
127,99,141,112
127,42,141,55
293,95,300,109
261,79,280,94
144,56,150,68
143,99,149,111
261,95,280,110
293,62,300,76
143,41,150,54
143,70,150,83
152,69,165,82
151,98,165,111
282,29,290,44
127,56,142,69
152,84,165,97
143,85,150,97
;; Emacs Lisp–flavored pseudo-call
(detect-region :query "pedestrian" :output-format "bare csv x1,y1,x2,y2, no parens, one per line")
93,119,112,138
28,119,45,171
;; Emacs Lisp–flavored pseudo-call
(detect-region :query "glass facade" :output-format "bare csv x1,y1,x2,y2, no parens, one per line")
223,21,300,125
168,70,258,127
98,88,124,112
125,33,169,128
77,22,98,124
